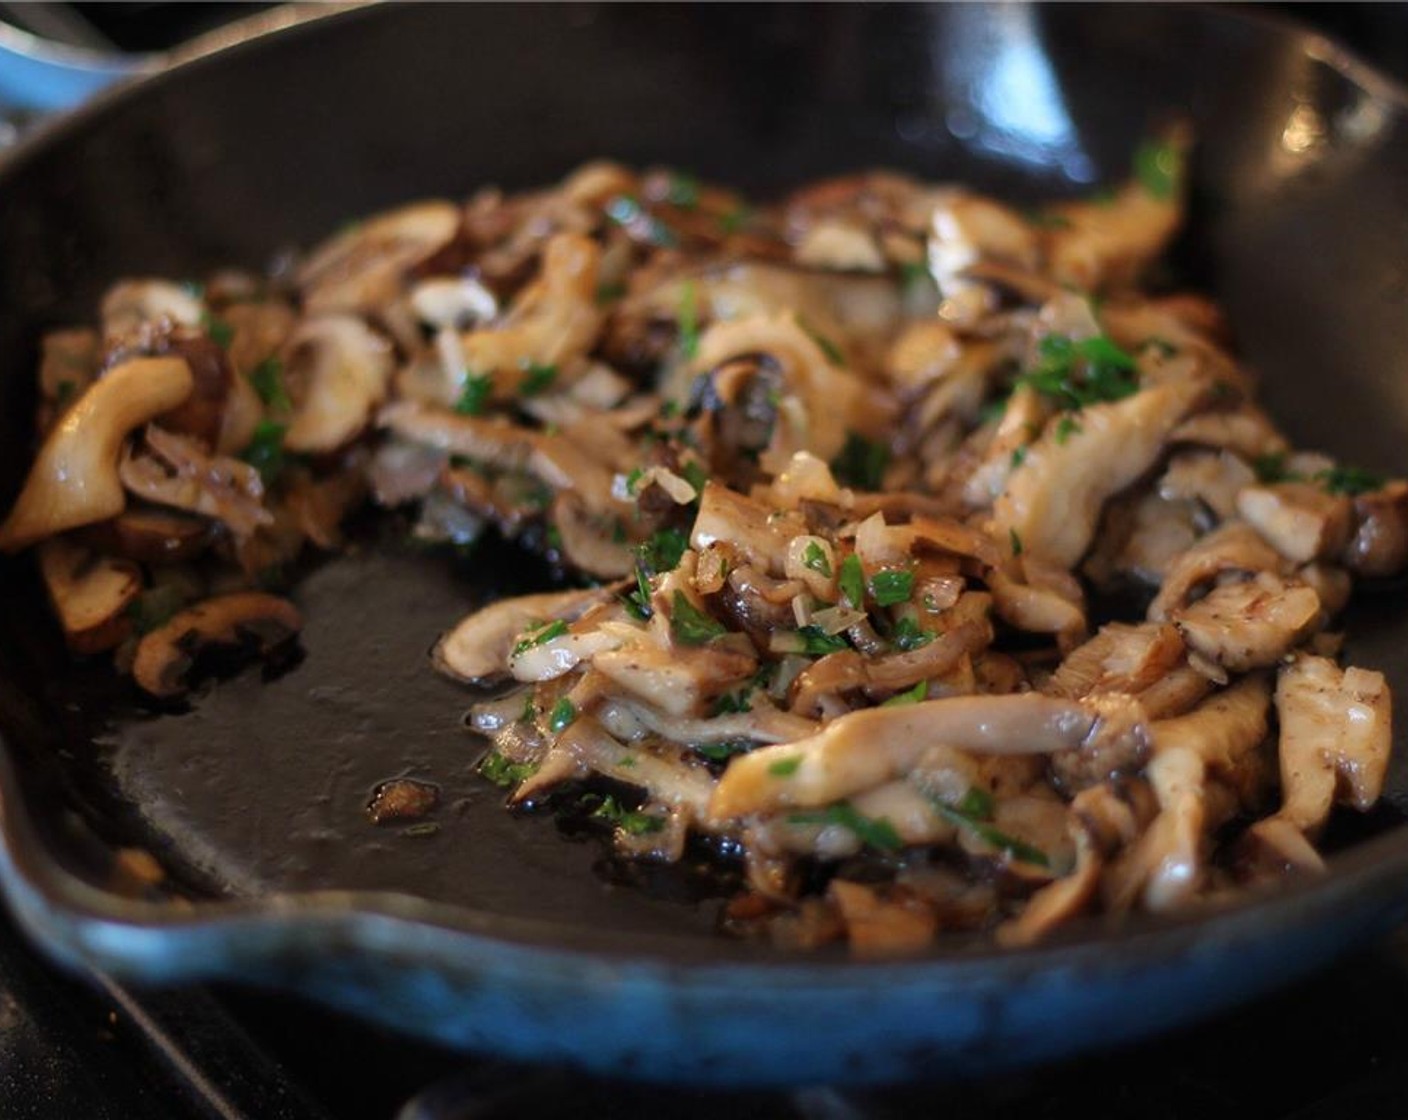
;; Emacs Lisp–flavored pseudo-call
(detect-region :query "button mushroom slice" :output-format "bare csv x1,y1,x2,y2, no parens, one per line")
1047,622,1185,700
131,592,302,698
119,424,271,539
297,200,462,315
1236,482,1353,565
549,491,633,579
280,315,395,454
1343,480,1408,579
992,377,1207,569
1171,572,1320,673
100,278,204,341
36,537,142,654
1272,654,1392,836
708,692,1148,822
593,642,759,718
0,356,195,553
1147,521,1285,620
433,585,616,685
689,482,803,577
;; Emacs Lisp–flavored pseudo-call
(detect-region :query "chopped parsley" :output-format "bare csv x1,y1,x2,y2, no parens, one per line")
623,565,654,621
248,356,292,412
519,362,557,396
637,527,689,576
891,616,934,652
768,755,802,778
788,803,903,852
1315,465,1385,496
1010,446,1028,469
1134,137,1183,200
869,569,914,607
666,171,700,209
1009,528,1024,556
802,541,832,577
480,750,539,788
510,618,569,657
881,680,927,707
1054,414,1082,445
596,281,627,305
796,626,849,655
455,372,493,415
240,420,287,486
928,791,1049,867
677,280,700,359
712,686,754,716
899,260,934,291
680,458,709,495
202,312,234,349
720,205,753,234
1252,452,1298,484
830,431,889,490
836,553,864,609
548,697,578,733
1016,333,1139,412
590,794,664,835
694,740,753,762
670,591,726,645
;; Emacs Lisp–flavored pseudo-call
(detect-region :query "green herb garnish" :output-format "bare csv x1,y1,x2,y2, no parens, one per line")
248,356,292,412
694,740,753,762
666,171,700,209
670,591,726,645
1009,528,1024,556
1054,414,1082,445
548,697,577,733
240,420,287,486
1252,452,1299,484
1016,333,1139,411
802,541,832,578
712,687,754,716
678,280,700,359
202,313,234,349
1134,138,1183,200
1315,465,1385,496
596,281,627,305
929,793,1049,867
797,626,849,655
1010,446,1028,469
869,569,914,607
799,317,845,366
881,680,927,707
519,362,557,396
830,431,889,490
720,206,752,234
891,616,933,652
638,527,689,576
591,794,664,835
510,619,569,657
455,372,493,415
788,803,903,852
480,750,539,788
838,553,865,608
768,756,802,778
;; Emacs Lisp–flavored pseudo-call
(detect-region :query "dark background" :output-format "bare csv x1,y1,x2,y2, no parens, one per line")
1,4,1407,1119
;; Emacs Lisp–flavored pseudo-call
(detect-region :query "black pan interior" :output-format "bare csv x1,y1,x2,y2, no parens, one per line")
1,3,1407,957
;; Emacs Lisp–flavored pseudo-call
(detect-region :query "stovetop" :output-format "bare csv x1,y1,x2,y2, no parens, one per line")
1,4,1406,1118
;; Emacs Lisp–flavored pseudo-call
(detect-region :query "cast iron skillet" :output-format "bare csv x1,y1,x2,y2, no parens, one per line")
1,3,1408,1087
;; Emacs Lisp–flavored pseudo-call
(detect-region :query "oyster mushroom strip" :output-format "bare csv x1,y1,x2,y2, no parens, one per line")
36,537,143,654
434,585,622,684
680,312,897,473
377,401,618,512
119,424,271,539
707,692,1148,822
0,356,194,552
993,375,1209,568
451,232,604,403
280,314,396,454
1170,571,1320,675
1104,674,1273,912
1270,654,1391,836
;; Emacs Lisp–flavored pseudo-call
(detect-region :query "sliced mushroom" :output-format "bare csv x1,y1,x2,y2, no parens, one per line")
1272,654,1391,835
1343,481,1408,579
37,537,142,654
281,315,395,454
1147,522,1284,621
433,586,614,684
119,425,271,539
131,592,303,698
1236,482,1353,565
81,506,213,565
100,278,204,341
298,200,463,314
1171,572,1319,673
0,356,194,553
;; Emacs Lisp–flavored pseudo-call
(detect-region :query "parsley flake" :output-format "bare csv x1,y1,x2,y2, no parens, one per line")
869,569,914,607
455,373,493,415
511,619,569,657
670,591,726,645
768,756,802,778
838,553,865,609
519,362,557,396
788,803,902,852
831,431,889,490
240,420,288,486
881,680,928,707
548,697,578,733
248,356,292,412
802,541,832,577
